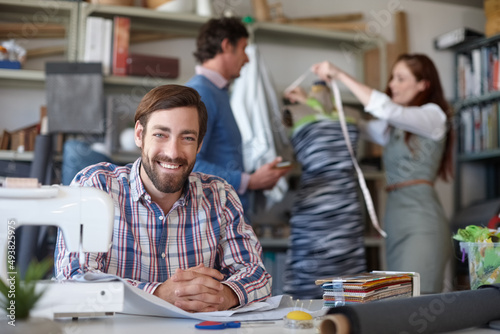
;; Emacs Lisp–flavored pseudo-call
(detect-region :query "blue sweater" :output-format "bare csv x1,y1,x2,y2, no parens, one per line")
186,75,248,211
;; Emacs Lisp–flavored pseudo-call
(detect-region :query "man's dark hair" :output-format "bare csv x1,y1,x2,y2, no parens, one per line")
193,17,249,63
135,84,208,147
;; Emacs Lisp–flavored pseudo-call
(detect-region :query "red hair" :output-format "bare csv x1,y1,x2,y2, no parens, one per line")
385,54,454,181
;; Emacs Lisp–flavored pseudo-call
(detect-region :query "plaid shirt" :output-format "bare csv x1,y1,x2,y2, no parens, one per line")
54,158,272,307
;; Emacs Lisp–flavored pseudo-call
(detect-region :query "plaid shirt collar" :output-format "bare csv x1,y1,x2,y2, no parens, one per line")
130,158,188,207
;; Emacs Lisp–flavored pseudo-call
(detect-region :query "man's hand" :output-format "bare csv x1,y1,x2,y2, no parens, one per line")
153,264,238,312
285,86,307,104
248,157,292,191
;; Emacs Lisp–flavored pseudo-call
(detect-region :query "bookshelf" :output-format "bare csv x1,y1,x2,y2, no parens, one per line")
0,0,387,89
453,33,500,211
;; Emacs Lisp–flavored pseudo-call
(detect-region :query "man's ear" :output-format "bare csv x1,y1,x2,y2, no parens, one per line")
134,120,143,148
220,38,233,54
197,139,203,154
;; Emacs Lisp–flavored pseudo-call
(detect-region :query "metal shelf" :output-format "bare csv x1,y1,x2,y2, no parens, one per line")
457,149,500,162
102,75,190,94
0,68,45,89
0,150,34,162
452,32,500,212
0,68,191,92
0,0,387,90
0,0,79,60
454,91,500,110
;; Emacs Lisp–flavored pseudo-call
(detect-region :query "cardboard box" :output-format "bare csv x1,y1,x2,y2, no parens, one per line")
486,15,500,37
485,0,500,19
485,0,500,36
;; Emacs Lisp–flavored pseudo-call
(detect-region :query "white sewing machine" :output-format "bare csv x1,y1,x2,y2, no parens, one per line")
0,178,124,318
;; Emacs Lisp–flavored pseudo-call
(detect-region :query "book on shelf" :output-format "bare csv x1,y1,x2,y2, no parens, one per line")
491,102,499,149
471,49,482,97
456,41,500,98
112,16,130,76
0,130,11,150
459,102,500,154
83,16,103,64
434,27,483,50
83,16,113,75
102,18,113,76
315,271,419,307
3,124,39,152
473,105,482,153
461,107,473,154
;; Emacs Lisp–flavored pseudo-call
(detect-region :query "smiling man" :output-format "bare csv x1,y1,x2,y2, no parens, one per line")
54,85,272,312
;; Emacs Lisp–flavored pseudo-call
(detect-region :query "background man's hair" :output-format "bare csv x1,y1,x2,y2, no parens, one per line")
193,17,249,63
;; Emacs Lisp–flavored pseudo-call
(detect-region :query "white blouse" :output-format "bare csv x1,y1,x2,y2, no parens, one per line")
359,90,447,146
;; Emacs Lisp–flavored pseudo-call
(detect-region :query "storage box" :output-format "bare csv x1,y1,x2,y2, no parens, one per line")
126,54,179,79
485,0,500,18
486,15,500,37
485,0,500,36
0,60,21,69
460,242,500,289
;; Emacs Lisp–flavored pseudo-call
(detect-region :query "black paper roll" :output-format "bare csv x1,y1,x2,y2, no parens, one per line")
29,134,53,184
323,284,500,334
17,134,53,278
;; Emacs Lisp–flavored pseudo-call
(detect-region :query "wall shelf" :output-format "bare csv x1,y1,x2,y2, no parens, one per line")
0,68,45,89
458,149,500,162
0,0,79,60
454,91,500,110
0,149,34,162
0,0,387,90
452,32,500,211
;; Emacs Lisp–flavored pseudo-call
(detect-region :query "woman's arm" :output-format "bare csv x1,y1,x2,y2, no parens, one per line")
366,90,447,141
311,61,447,141
311,61,374,106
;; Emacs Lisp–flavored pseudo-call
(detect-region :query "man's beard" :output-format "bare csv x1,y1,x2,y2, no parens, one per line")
141,153,194,193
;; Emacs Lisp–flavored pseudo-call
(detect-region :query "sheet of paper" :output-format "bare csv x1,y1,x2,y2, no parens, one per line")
76,272,326,321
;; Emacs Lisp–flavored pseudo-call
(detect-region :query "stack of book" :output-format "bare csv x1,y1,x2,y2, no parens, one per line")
83,15,179,78
315,271,419,308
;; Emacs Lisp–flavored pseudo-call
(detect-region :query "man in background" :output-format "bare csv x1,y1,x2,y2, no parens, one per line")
186,17,291,214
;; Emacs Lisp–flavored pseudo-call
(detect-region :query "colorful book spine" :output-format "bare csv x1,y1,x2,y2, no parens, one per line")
102,18,113,76
112,16,130,76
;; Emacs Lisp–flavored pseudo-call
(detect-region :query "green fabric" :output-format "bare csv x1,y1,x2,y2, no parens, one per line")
291,97,357,136
305,97,326,114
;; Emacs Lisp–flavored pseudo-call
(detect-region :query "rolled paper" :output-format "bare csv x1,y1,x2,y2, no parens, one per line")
321,284,500,334
320,313,350,334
